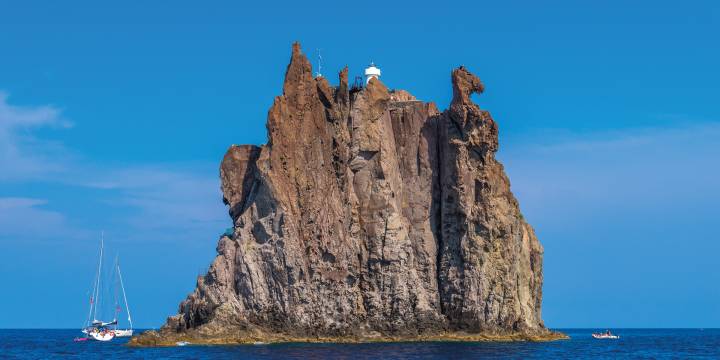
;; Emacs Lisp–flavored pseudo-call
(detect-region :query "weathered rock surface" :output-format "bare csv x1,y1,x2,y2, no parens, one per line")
132,43,561,346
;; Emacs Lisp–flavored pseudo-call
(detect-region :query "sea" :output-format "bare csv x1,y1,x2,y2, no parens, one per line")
1,329,718,359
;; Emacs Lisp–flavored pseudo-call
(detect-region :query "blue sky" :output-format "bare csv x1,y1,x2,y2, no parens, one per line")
0,0,718,329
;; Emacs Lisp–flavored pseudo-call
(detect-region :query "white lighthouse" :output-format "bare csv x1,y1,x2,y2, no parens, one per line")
364,62,381,84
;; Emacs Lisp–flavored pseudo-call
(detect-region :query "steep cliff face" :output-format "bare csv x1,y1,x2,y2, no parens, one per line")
134,43,558,345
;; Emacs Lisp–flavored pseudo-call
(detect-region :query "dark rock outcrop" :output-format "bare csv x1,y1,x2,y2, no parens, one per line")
132,43,560,345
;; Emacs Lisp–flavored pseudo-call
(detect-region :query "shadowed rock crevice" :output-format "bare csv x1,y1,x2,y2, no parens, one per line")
131,42,560,346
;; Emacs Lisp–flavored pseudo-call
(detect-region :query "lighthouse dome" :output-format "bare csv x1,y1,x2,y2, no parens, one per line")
364,62,381,84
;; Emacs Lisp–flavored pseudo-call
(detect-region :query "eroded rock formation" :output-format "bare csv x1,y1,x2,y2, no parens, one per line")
133,43,559,345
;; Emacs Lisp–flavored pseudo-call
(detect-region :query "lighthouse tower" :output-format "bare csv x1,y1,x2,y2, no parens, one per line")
364,62,381,84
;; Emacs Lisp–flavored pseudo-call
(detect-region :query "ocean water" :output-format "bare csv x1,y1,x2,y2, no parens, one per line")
1,329,718,359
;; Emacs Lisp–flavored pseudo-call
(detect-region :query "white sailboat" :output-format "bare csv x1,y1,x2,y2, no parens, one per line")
112,262,133,337
80,232,134,341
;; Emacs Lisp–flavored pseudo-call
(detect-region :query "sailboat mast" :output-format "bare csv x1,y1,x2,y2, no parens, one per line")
86,238,102,326
117,262,133,330
93,231,104,321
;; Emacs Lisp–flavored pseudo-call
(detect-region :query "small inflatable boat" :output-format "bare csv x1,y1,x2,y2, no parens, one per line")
592,332,619,339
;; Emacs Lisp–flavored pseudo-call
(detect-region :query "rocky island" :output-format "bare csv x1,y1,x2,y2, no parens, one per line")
131,43,565,346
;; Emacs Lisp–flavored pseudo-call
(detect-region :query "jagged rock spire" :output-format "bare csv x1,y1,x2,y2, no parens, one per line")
451,65,485,106
131,42,559,346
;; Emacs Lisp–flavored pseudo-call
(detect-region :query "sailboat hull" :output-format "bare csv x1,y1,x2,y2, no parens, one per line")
89,331,115,341
83,328,133,337
113,329,133,337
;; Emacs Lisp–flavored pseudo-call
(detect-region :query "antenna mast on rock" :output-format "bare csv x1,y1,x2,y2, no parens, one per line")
315,48,323,78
